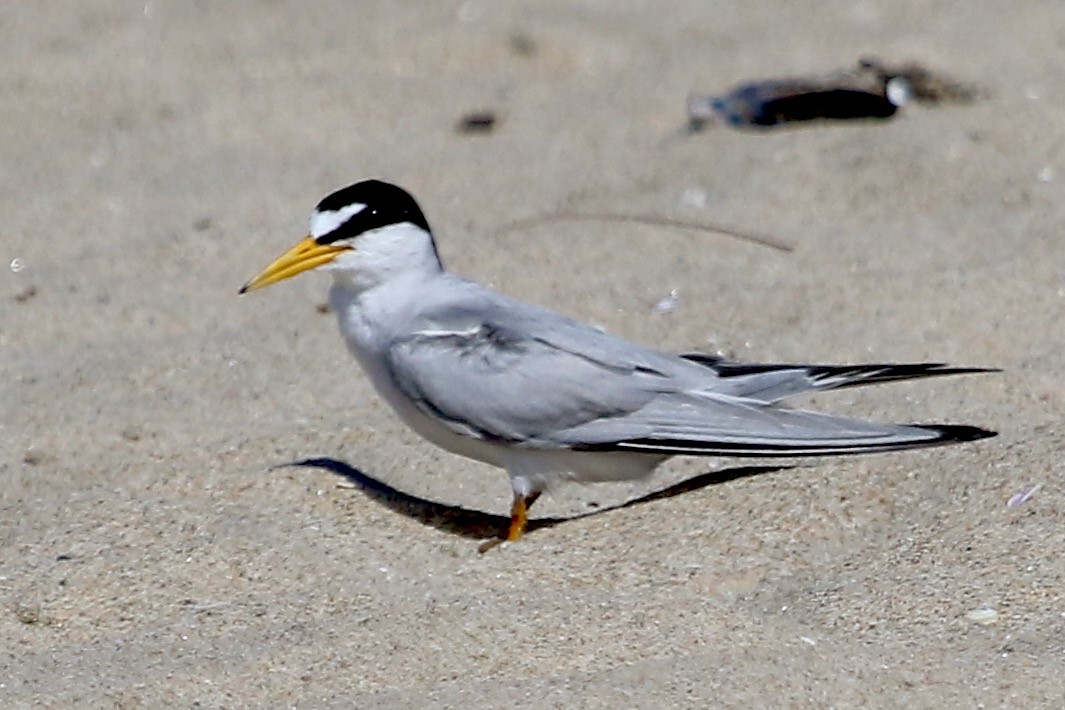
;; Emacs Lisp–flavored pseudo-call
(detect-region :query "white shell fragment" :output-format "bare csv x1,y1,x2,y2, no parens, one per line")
653,289,681,315
967,607,999,625
1007,483,1041,508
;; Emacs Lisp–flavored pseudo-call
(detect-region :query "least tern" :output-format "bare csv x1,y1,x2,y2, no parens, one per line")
241,179,996,550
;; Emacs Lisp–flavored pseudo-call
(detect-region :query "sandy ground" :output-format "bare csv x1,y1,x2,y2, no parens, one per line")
2,1,1063,707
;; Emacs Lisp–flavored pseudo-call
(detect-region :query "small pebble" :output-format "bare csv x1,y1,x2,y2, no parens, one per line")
23,448,46,465
967,607,998,625
456,111,497,133
653,289,681,315
14,284,37,303
508,32,537,57
678,187,708,210
14,603,44,625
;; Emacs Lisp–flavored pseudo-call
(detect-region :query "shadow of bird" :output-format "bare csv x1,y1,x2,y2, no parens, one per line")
287,458,792,543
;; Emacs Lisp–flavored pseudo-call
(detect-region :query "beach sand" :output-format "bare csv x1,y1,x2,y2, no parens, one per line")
2,1,1062,706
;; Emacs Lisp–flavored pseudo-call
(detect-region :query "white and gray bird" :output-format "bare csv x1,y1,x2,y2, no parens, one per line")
240,179,996,550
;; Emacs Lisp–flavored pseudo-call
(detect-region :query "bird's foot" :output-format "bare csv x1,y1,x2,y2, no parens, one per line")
477,491,540,553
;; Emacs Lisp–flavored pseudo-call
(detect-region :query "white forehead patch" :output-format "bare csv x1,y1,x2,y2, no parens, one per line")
310,202,366,240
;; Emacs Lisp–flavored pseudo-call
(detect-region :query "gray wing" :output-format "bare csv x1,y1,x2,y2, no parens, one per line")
385,317,667,448
384,289,995,455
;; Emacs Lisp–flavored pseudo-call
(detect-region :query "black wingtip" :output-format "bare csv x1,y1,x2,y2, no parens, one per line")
595,423,999,458
804,363,1002,386
925,366,1002,376
921,424,998,443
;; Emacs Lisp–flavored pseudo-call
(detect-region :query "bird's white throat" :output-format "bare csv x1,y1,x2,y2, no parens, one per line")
325,222,443,294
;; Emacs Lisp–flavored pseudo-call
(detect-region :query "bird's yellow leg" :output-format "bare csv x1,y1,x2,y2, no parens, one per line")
478,491,541,553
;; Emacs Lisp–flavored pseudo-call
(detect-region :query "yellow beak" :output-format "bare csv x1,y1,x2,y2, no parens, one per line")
239,236,351,294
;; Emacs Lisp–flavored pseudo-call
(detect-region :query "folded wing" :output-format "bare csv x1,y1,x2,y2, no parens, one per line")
385,304,995,456
386,320,666,448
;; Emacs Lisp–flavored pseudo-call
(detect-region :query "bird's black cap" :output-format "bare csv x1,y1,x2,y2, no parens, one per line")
313,179,431,244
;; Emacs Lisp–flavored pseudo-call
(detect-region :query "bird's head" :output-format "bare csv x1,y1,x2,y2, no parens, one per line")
240,179,439,294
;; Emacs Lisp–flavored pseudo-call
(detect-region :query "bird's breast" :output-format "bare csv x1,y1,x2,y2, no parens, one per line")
327,283,508,469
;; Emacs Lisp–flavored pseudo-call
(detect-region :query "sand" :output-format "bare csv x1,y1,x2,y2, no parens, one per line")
2,1,1062,706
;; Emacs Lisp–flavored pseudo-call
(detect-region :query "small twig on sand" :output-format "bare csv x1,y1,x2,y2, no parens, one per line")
500,212,793,252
